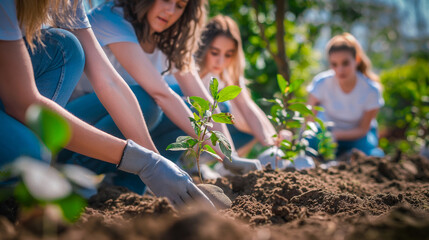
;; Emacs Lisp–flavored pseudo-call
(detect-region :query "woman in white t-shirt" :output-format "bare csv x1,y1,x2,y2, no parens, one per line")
0,0,214,207
307,32,384,157
66,0,262,179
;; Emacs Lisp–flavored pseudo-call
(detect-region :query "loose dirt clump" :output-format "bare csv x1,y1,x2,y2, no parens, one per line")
1,150,429,239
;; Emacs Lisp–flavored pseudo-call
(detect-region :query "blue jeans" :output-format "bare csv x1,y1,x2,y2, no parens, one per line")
307,126,385,158
58,85,163,194
0,28,85,167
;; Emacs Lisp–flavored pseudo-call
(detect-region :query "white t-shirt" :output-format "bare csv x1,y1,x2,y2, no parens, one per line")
0,0,90,41
307,70,384,130
70,1,176,100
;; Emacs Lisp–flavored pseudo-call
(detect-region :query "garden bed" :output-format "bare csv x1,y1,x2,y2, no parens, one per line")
1,150,429,240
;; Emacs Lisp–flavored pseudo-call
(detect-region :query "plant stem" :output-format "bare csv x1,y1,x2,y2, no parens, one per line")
196,146,203,183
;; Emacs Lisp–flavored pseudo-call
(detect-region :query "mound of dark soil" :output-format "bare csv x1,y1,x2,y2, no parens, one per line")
1,151,429,240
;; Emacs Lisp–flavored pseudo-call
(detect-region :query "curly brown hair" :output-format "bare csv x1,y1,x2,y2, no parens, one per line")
114,0,207,73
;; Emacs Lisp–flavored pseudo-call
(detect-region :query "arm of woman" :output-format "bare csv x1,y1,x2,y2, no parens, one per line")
0,39,126,164
230,88,276,146
332,109,378,140
107,42,199,141
70,28,158,153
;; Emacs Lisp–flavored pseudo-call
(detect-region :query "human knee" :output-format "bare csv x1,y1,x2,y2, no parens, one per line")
129,85,163,129
45,28,85,73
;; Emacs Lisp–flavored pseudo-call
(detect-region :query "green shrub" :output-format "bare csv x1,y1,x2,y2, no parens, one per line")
378,58,429,154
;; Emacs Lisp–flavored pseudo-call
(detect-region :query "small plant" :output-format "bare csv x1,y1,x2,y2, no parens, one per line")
167,78,241,181
264,74,336,168
315,124,337,161
0,104,98,235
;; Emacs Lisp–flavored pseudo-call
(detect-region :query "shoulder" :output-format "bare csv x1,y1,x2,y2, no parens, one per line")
357,72,382,94
313,70,335,84
309,69,335,89
88,2,138,46
0,0,22,40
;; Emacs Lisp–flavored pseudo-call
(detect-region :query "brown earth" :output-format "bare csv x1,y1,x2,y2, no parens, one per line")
1,150,429,240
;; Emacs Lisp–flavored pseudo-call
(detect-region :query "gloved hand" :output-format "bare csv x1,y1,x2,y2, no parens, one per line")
222,153,262,175
258,146,290,170
117,140,215,209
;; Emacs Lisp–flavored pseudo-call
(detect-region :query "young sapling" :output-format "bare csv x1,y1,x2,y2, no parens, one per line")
167,77,241,182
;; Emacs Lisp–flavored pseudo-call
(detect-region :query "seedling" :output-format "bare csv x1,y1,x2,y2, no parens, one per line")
167,78,241,181
264,74,336,168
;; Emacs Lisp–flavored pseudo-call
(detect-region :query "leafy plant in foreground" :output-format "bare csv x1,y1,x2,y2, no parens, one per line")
167,78,241,181
264,74,336,167
0,105,98,233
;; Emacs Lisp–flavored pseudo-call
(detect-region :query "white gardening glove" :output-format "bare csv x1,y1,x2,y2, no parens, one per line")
117,140,215,209
222,153,262,175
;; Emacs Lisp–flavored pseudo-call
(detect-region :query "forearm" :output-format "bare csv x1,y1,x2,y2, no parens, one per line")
93,77,158,153
232,93,276,146
9,95,126,164
333,127,369,141
71,28,158,153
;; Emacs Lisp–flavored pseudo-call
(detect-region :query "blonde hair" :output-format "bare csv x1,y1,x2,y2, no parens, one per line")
16,0,77,51
326,32,379,82
115,0,207,73
195,15,245,86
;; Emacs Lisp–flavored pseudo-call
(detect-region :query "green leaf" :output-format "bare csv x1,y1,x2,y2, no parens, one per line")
176,136,194,143
212,113,234,124
210,132,219,146
55,193,86,223
203,145,222,161
270,105,282,118
314,117,325,131
289,103,314,117
189,96,210,116
313,106,325,112
189,117,201,136
166,142,190,151
212,131,231,160
217,85,242,102
14,182,37,207
277,74,288,93
286,120,302,129
167,136,198,151
290,79,304,93
193,112,200,121
25,104,71,156
281,139,292,148
210,77,219,100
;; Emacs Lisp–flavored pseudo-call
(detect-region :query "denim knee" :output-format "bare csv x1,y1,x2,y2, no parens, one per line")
129,85,163,131
30,28,85,107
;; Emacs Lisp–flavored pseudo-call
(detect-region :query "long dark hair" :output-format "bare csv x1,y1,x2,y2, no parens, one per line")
114,0,207,73
195,15,244,85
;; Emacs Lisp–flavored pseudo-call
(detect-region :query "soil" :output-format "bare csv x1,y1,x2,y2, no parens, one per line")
1,150,429,240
